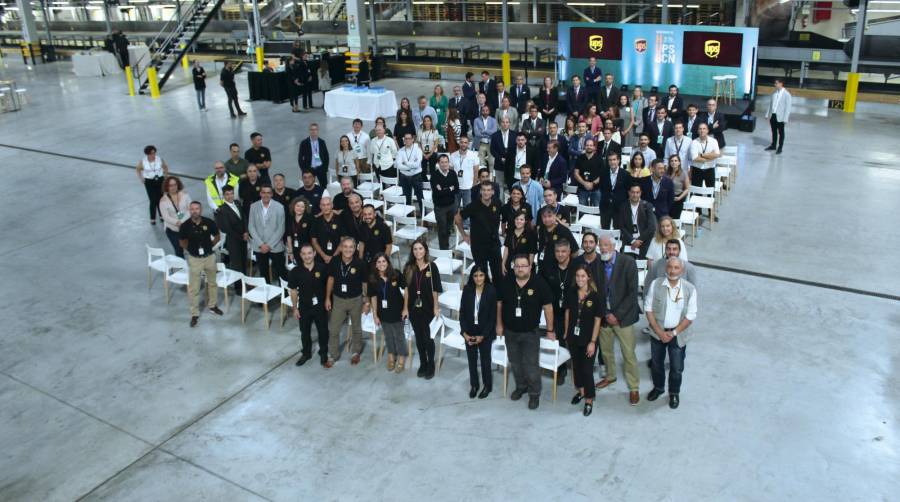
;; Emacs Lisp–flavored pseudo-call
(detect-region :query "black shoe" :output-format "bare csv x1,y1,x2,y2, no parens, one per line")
469,386,478,399
295,354,311,366
209,306,223,316
425,364,435,380
647,388,664,402
556,373,566,386
528,396,540,410
776,148,783,155
571,393,584,405
583,402,593,416
238,112,247,116
765,145,776,151
669,394,680,409
417,366,427,378
478,388,491,399
230,113,237,118
510,388,526,401
646,358,653,368
190,316,198,327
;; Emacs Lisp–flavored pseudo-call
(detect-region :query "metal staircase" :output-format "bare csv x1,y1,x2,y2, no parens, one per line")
139,0,226,94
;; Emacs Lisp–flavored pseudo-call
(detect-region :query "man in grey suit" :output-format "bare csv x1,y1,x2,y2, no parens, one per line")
619,184,658,259
765,78,792,154
248,186,287,283
595,234,641,406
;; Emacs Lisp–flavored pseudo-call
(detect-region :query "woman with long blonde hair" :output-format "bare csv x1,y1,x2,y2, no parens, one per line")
646,216,687,263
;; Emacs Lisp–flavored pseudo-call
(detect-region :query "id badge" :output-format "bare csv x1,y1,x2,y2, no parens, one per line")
424,144,431,154
198,248,205,256
342,165,349,173
457,170,464,178
415,298,423,308
377,154,382,162
381,299,388,309
354,145,363,156
515,307,522,318
312,297,318,306
176,211,184,219
313,153,321,162
657,135,663,145
341,284,348,293
559,299,563,308
293,240,299,248
573,326,581,337
538,251,544,262
326,241,333,251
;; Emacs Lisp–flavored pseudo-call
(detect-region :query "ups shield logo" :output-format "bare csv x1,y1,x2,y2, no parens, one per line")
704,40,721,58
589,35,604,53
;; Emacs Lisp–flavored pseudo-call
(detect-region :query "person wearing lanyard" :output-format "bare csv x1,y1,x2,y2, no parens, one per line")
536,206,577,274
214,185,247,294
325,237,367,365
312,197,344,264
456,181,503,283
368,253,407,373
620,184,657,259
689,123,721,221
450,136,479,211
460,265,497,399
297,170,325,216
502,212,537,275
348,119,371,174
159,175,191,258
496,254,555,410
595,234,641,406
395,133,425,216
664,121,691,173
539,187,574,230
178,201,223,328
135,145,169,226
369,125,399,178
574,138,602,206
565,264,603,416
643,159,675,220
473,105,498,172
418,115,441,181
335,135,358,186
298,123,330,188
500,186,533,236
360,204,393,263
289,244,330,367
401,238,443,379
430,154,459,250
285,197,313,265
644,257,698,410
541,239,574,386
245,132,272,184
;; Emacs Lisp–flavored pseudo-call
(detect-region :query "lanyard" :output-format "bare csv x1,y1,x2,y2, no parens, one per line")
353,133,360,145
403,147,415,164
674,137,684,154
340,260,352,279
415,266,427,294
381,277,390,300
700,140,709,155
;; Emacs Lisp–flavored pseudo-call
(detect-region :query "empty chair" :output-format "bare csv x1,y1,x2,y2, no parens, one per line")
491,337,510,396
146,244,167,289
360,312,382,364
438,280,462,315
216,262,242,310
279,278,294,327
391,215,427,244
241,275,281,329
163,255,189,304
538,338,572,402
436,318,465,373
431,248,463,276
576,204,602,231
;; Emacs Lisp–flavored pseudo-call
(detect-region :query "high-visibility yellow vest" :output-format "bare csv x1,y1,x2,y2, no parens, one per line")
205,173,239,207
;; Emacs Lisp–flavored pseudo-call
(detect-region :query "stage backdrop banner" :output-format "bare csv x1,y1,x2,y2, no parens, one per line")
558,22,759,98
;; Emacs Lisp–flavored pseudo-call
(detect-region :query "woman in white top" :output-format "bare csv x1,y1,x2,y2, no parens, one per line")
158,175,191,258
445,107,462,154
418,115,441,180
646,216,687,265
135,145,169,225
334,135,357,184
317,61,331,102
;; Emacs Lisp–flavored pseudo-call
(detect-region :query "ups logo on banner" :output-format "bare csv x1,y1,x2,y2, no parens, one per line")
589,35,604,53
704,40,721,58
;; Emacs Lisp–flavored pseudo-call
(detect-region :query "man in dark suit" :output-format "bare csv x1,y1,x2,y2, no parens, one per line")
644,95,659,132
566,75,587,117
462,71,477,104
511,75,531,115
664,85,685,123
489,80,507,115
512,132,540,181
619,184,657,259
449,85,473,136
644,107,675,158
520,105,546,151
599,151,632,229
698,98,727,147
297,123,330,188
684,103,700,139
644,159,675,219
541,140,568,195
545,122,568,165
596,128,622,169
478,71,495,96
583,57,603,101
597,73,621,116
491,117,517,189
595,234,641,406
214,185,246,293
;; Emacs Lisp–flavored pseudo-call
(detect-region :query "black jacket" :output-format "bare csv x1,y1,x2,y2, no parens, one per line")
599,168,633,216
697,111,727,147
596,252,639,327
510,84,532,114
597,85,621,112
644,119,675,157
298,137,330,173
459,283,497,340
618,200,658,259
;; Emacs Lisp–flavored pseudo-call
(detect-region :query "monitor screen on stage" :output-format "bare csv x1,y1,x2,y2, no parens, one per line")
569,27,623,60
682,31,744,67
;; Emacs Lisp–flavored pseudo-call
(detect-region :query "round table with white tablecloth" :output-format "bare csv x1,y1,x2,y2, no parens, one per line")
324,87,398,121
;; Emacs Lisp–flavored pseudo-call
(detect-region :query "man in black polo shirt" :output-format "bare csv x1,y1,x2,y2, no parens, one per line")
325,237,368,365
540,239,574,385
360,204,393,263
429,154,459,250
455,180,502,283
220,61,246,118
312,197,344,264
573,138,602,206
339,193,365,247
245,132,272,184
539,187,573,229
332,177,361,213
178,201,223,327
289,244,330,367
297,170,325,216
536,206,577,273
271,173,295,215
496,254,555,410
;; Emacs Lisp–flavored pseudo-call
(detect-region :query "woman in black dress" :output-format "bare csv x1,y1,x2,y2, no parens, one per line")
286,197,313,265
536,76,558,124
501,212,537,276
393,109,416,145
500,186,533,236
402,237,443,379
564,264,603,416
459,265,497,399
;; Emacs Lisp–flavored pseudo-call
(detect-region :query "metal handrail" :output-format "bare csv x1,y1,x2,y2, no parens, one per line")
151,1,202,61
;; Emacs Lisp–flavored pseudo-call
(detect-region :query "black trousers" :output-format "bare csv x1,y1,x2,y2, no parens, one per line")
466,338,493,390
769,114,785,149
400,172,424,214
410,312,435,368
570,343,596,398
223,233,246,286
165,228,184,258
690,166,715,189
601,207,621,230
669,198,685,220
313,167,328,189
289,83,301,107
299,308,329,362
256,251,287,284
143,177,163,220
225,86,244,115
471,246,502,285
301,84,313,109
434,203,458,250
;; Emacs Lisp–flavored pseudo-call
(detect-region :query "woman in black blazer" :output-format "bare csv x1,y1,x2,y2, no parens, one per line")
536,76,559,124
459,264,497,399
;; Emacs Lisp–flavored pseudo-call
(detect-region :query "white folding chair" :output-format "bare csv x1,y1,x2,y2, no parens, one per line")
621,146,633,156
392,215,427,244
385,194,415,218
678,209,699,244
576,204,602,231
381,176,403,198
241,275,281,329
361,312,382,364
279,278,294,327
431,248,463,276
436,318,465,373
687,185,716,230
538,338,572,402
163,255,189,304
422,198,437,224
357,172,380,198
216,263,242,310
491,337,510,396
438,281,462,317
454,232,473,272
146,244,167,289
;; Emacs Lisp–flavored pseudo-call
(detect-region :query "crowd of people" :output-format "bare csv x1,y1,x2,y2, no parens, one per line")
139,62,722,415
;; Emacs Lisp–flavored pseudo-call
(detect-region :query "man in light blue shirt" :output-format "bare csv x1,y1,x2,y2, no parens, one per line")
512,164,544,220
472,104,498,171
412,95,438,130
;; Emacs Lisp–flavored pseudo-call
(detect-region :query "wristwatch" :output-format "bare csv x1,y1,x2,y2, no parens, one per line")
671,329,678,337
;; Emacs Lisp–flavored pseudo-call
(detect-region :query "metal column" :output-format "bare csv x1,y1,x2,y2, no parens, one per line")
251,0,263,70
103,2,112,34
844,0,867,113
369,0,378,54
346,0,369,53
501,0,510,86
406,0,413,21
532,0,537,23
15,0,39,43
661,0,669,24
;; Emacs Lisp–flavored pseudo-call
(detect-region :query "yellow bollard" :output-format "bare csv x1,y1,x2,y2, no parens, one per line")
181,44,189,69
843,72,860,113
501,52,511,88
125,65,135,96
255,46,264,72
148,66,161,99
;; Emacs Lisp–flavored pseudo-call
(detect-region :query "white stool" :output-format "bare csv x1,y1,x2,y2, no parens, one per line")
722,75,737,105
712,76,727,103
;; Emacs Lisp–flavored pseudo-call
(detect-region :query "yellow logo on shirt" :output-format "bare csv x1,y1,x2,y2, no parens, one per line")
527,289,534,296
586,300,593,307
350,268,357,274
492,206,497,212
332,224,337,230
552,234,558,241
315,272,321,278
302,223,308,228
425,271,432,278
520,238,527,244
202,225,207,231
374,230,379,235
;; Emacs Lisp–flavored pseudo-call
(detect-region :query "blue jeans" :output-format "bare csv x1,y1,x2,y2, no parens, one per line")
650,337,686,394
195,89,206,109
578,189,601,206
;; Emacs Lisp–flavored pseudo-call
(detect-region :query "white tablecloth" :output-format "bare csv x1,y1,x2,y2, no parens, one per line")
72,52,120,77
324,88,397,121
